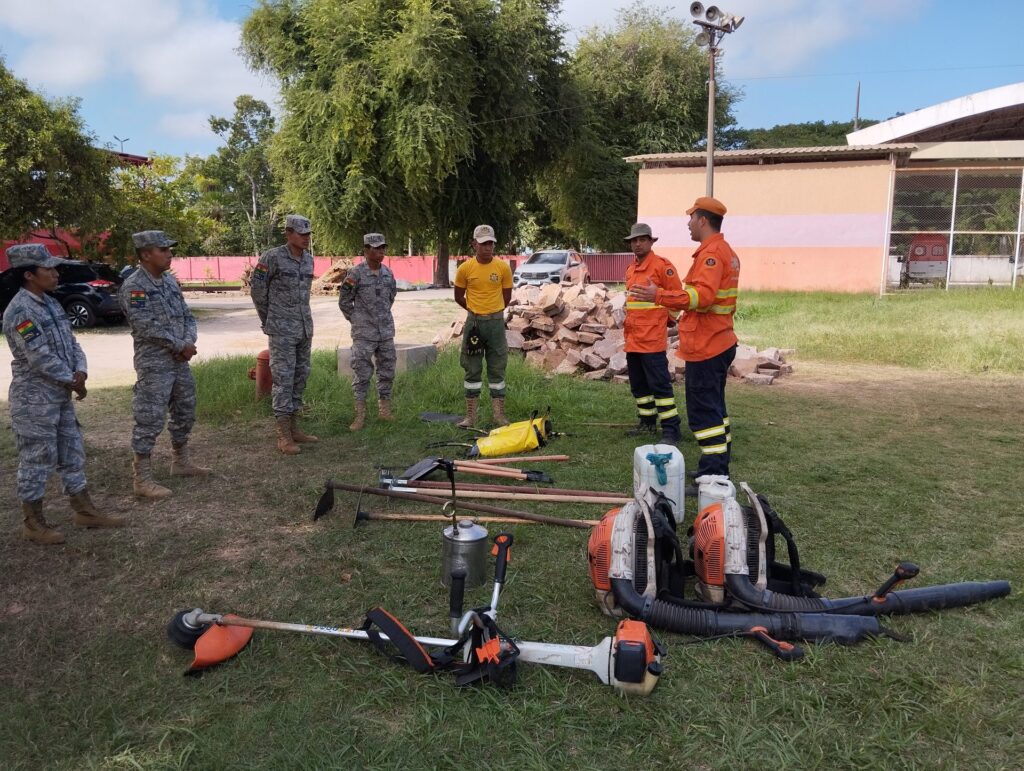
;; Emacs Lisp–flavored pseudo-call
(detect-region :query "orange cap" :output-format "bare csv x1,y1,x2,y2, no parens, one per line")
686,196,727,216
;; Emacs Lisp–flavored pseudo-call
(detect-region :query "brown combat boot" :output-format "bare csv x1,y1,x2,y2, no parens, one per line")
133,454,172,499
378,399,395,422
275,416,301,454
491,397,508,427
21,500,65,545
70,488,126,528
290,414,319,443
349,401,366,432
171,442,212,476
457,397,479,428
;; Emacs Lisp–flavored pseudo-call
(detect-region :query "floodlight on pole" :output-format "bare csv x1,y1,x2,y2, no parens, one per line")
113,135,130,153
691,4,744,195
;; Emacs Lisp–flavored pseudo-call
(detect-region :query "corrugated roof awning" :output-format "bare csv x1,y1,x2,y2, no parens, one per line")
625,144,917,168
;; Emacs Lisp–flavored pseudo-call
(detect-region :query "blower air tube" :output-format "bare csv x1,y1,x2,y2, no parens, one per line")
610,578,882,644
723,574,1012,616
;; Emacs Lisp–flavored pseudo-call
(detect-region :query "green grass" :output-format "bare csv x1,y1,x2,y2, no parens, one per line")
1,301,1023,770
737,288,1024,373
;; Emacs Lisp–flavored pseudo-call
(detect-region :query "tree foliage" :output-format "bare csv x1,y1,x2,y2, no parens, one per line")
95,155,221,265
539,3,738,250
0,58,114,254
724,119,879,150
185,95,281,256
241,0,577,282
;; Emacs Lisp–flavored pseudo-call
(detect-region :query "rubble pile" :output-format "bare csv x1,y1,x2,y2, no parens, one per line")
434,282,794,384
311,259,355,296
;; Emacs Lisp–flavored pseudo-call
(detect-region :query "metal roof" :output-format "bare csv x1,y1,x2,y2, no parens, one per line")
625,144,917,168
847,83,1024,144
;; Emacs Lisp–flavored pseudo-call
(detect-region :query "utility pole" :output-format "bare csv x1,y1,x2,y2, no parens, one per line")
854,81,861,132
691,4,745,197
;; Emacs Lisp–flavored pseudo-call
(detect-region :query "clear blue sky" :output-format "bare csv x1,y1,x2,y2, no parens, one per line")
2,0,1023,158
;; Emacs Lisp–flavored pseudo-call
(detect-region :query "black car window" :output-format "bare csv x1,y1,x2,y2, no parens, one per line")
527,252,568,265
92,264,121,282
58,264,98,283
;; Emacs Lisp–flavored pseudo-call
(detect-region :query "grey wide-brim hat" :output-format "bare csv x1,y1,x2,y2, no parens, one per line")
5,243,69,269
624,223,658,242
132,230,178,249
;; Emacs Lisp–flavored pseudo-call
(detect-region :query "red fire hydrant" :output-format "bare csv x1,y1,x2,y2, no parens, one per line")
247,349,272,399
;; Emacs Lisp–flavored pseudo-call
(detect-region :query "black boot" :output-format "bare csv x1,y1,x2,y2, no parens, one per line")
624,419,657,437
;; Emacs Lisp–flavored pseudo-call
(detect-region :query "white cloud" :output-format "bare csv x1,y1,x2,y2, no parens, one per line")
687,0,928,79
0,0,277,133
556,0,928,78
157,110,218,139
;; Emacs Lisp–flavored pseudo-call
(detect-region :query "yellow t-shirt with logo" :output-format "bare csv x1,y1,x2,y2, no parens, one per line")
454,258,513,315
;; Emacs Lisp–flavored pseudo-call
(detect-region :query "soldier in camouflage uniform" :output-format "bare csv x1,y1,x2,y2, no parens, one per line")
250,214,319,454
119,231,211,499
2,245,125,545
339,232,398,431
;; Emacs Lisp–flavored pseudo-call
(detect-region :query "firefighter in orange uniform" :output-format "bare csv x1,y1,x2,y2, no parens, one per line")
629,197,739,476
622,223,684,444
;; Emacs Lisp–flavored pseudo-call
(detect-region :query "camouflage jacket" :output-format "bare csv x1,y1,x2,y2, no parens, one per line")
3,288,86,404
119,268,198,369
250,244,314,338
338,261,397,342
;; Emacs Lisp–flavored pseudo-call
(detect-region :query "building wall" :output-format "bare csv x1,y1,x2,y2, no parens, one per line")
636,159,895,292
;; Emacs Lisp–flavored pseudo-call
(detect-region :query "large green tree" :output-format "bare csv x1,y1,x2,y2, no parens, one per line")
0,59,114,255
241,0,577,283
540,3,738,250
724,119,880,150
95,155,221,265
185,95,281,256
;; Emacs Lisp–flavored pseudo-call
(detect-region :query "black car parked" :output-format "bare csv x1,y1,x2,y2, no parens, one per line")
0,261,125,329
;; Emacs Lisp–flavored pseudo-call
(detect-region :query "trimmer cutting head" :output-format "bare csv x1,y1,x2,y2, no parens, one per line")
168,609,254,673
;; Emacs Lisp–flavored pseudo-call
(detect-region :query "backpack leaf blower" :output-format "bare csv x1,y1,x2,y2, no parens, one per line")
587,446,1011,655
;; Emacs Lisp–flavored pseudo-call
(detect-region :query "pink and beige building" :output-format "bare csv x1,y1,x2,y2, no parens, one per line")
628,83,1024,293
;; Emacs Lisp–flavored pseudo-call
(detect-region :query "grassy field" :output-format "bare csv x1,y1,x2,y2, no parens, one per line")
1,290,1022,769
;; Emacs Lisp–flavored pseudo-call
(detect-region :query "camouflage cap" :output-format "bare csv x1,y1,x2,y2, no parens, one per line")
363,232,386,248
285,214,312,234
472,224,497,244
5,243,69,269
132,230,177,249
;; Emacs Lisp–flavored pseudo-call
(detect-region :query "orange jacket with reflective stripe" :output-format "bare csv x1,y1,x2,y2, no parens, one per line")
624,251,684,353
655,233,740,362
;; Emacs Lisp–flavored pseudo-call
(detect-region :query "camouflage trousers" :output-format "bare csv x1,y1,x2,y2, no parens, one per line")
270,335,312,417
11,397,87,502
131,361,197,455
351,338,396,400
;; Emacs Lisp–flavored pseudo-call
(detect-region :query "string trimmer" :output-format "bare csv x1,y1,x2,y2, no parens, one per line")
168,533,663,695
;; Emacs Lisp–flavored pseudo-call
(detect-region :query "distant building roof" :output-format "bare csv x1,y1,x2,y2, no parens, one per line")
847,82,1024,144
110,151,152,166
625,144,917,168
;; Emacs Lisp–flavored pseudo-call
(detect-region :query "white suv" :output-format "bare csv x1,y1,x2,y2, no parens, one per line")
513,250,590,288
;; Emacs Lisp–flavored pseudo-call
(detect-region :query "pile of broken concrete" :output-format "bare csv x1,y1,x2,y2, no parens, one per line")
434,282,793,384
311,258,355,296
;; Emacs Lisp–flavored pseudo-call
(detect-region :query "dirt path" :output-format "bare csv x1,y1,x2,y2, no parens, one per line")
0,289,462,390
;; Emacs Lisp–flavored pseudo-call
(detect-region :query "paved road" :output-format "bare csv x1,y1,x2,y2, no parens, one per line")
0,289,462,390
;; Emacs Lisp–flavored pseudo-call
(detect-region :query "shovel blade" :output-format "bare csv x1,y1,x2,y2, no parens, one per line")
189,615,254,671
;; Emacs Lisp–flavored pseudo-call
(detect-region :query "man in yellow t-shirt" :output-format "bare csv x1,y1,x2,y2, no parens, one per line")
453,224,513,427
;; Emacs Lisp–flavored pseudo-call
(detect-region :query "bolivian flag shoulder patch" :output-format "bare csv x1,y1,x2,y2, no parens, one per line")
253,263,269,281
15,318,40,343
129,290,146,309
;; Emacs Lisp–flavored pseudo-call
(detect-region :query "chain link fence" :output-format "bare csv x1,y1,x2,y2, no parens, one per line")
887,167,1024,289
